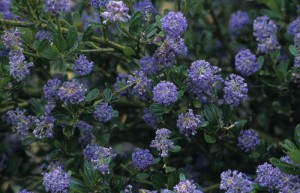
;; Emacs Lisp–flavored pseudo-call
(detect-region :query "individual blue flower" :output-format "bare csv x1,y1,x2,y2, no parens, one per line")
229,11,250,38
235,49,260,76
43,79,62,100
161,12,187,38
150,128,174,157
90,0,109,8
173,180,203,193
177,109,203,139
36,30,52,41
288,17,300,36
2,29,23,50
143,108,160,129
8,51,34,82
153,81,178,106
33,115,55,139
42,165,70,193
295,55,300,68
127,71,152,101
6,108,32,136
73,54,94,76
238,129,260,152
139,56,160,75
223,74,248,107
74,121,93,147
257,35,279,54
253,16,277,42
133,0,156,16
101,1,130,24
58,79,87,104
187,60,223,103
220,170,254,193
114,73,131,96
132,148,154,170
83,144,116,174
94,102,114,122
45,0,70,14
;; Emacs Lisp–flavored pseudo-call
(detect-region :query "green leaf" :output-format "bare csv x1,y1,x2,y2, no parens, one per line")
38,40,57,59
203,104,222,127
66,26,79,50
257,55,264,68
83,161,98,186
165,166,176,173
83,25,95,41
0,77,10,89
128,11,143,34
85,88,100,102
282,139,297,152
136,173,150,180
151,173,166,189
51,60,67,72
170,145,181,153
179,173,186,181
295,124,300,147
123,47,136,56
149,103,166,116
112,110,119,118
54,140,62,148
53,33,66,53
63,126,75,138
70,177,90,192
103,88,112,102
30,98,43,116
204,133,216,144
288,150,300,164
22,137,36,146
289,45,298,57
270,157,300,175
176,90,184,100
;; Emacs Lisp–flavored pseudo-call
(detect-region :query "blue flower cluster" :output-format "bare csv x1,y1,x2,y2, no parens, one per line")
139,56,160,75
33,115,55,139
74,121,93,147
94,102,114,122
153,81,178,106
177,109,203,139
90,0,109,8
0,0,13,19
6,108,32,137
229,11,250,38
127,71,152,101
42,165,70,193
58,79,87,104
238,129,260,152
132,148,154,170
220,170,253,193
235,49,260,76
223,74,248,107
150,128,174,157
101,1,130,24
288,17,300,36
73,54,94,76
133,0,156,16
161,12,187,38
143,108,160,129
45,0,70,14
173,180,203,193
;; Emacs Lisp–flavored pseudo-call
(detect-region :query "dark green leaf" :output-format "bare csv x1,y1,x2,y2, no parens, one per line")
149,103,166,116
295,124,300,147
288,150,300,164
170,145,181,153
136,173,150,180
53,33,66,52
204,133,216,143
63,126,75,138
282,139,297,151
289,45,298,57
85,88,100,102
66,26,79,50
70,177,90,192
30,98,43,116
51,60,67,72
83,25,95,41
112,110,119,118
83,161,98,186
151,173,166,189
270,157,300,175
123,47,136,56
103,88,112,102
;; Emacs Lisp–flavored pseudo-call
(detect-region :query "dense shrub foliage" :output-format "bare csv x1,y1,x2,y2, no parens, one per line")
1,0,300,192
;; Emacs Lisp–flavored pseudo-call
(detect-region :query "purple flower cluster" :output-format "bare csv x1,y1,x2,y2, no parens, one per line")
150,128,174,157
177,109,203,139
101,1,130,24
45,0,70,14
43,79,62,100
0,0,13,19
2,29,22,50
153,81,178,106
294,55,300,68
143,108,160,129
36,30,52,41
294,33,300,48
238,129,260,152
19,190,32,193
187,60,223,103
223,74,248,107
220,170,253,193
6,108,32,136
127,71,152,101
139,56,160,75
74,121,93,147
255,162,300,192
94,102,114,122
253,16,278,53
288,17,300,36
33,115,55,139
173,180,203,193
133,0,156,16
83,144,116,174
161,12,187,38
73,54,94,76
58,79,87,104
229,11,250,38
235,49,260,76
132,148,154,170
90,0,109,8
9,51,34,82
42,165,70,193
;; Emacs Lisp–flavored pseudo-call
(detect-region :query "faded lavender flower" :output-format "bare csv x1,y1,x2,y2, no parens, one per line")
42,165,70,193
94,102,114,122
132,148,154,170
33,115,55,139
161,12,187,38
74,121,93,146
43,79,62,100
229,11,250,38
235,49,260,76
2,29,22,50
150,128,174,157
139,56,160,75
45,0,70,14
223,74,248,107
6,108,32,136
9,51,34,82
73,54,94,76
220,170,254,193
127,71,152,101
143,108,160,129
288,17,300,36
153,81,178,106
238,129,260,152
177,109,203,139
101,1,130,24
58,79,87,104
